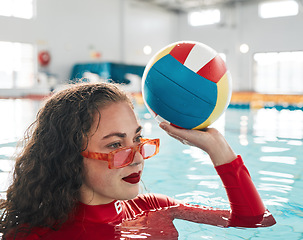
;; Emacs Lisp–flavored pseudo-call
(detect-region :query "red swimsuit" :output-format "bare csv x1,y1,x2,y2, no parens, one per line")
6,156,276,239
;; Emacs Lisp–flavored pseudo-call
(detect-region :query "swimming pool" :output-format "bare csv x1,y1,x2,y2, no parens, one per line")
1,99,303,239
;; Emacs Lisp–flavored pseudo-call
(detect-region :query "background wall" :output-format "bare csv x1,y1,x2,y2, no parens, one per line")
0,0,303,92
122,1,177,65
177,2,303,91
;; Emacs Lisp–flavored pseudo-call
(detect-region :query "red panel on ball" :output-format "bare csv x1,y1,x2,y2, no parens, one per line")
169,43,195,64
196,55,226,83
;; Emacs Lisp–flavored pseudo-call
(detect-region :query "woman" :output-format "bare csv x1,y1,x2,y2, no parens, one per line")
0,82,275,239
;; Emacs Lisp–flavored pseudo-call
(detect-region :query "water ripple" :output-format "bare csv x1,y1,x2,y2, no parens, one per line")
259,156,296,165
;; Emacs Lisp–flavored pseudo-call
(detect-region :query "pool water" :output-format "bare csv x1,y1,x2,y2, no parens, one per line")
1,99,303,240
136,104,303,240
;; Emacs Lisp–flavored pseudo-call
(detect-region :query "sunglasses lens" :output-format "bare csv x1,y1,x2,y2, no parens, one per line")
141,143,157,159
109,139,159,168
112,148,133,168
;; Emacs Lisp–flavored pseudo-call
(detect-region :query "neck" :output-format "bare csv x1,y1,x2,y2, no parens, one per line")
79,185,115,205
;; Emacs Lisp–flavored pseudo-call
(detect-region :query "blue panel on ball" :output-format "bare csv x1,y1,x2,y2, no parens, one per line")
144,67,215,129
153,54,218,106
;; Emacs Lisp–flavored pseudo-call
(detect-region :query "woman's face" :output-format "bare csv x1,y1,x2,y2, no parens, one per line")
80,101,144,205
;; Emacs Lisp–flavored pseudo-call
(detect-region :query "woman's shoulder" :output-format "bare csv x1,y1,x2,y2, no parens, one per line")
4,227,48,240
126,193,180,210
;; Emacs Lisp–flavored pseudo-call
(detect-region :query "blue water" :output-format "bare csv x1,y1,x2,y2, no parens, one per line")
1,99,303,239
136,104,303,240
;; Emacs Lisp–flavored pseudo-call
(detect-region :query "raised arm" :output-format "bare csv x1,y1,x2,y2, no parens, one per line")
159,123,236,167
159,122,276,227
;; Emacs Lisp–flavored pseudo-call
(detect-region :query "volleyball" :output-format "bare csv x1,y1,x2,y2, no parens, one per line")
142,41,232,130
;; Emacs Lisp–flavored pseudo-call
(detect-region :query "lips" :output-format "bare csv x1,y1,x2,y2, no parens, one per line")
122,172,141,184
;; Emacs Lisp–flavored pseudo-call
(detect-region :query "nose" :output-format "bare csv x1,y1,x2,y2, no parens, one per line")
130,150,144,167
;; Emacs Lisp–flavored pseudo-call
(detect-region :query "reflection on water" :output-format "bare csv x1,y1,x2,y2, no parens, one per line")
175,191,229,210
259,170,294,179
117,210,179,240
260,156,297,165
0,99,41,143
260,177,294,184
253,108,303,139
0,146,18,156
239,115,249,146
182,147,212,165
287,140,303,146
261,146,290,152
264,195,290,206
0,99,42,199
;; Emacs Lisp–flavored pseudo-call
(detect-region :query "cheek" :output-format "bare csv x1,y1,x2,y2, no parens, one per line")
83,159,111,187
82,159,124,190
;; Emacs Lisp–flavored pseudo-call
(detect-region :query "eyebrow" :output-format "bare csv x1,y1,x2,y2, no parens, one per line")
102,126,142,139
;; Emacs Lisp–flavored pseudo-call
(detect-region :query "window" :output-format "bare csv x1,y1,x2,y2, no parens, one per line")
0,0,34,19
188,9,220,26
0,41,36,89
259,0,298,19
253,51,303,94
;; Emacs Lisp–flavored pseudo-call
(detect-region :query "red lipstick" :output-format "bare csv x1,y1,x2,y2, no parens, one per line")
122,172,141,184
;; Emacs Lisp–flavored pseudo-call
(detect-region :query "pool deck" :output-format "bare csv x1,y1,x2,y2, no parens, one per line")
230,92,303,109
1,91,303,108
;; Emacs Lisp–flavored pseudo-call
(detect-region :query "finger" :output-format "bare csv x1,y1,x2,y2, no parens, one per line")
162,126,184,141
159,122,195,145
159,122,187,137
167,131,194,146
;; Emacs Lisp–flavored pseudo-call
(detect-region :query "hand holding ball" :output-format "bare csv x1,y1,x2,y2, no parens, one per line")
142,41,232,129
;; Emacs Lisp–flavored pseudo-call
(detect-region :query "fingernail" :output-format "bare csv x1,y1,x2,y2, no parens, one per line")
159,122,166,130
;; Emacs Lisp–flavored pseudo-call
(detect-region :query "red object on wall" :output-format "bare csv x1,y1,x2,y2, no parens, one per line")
38,51,51,66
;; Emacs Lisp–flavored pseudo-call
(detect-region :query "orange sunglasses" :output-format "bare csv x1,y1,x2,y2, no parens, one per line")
81,138,160,169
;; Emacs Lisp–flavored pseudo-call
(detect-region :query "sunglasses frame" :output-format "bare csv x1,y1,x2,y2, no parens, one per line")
81,138,160,169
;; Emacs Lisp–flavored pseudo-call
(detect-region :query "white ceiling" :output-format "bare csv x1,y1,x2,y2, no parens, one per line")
130,0,263,12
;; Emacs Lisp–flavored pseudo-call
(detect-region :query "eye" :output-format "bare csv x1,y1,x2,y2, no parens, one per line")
134,135,143,143
107,142,122,149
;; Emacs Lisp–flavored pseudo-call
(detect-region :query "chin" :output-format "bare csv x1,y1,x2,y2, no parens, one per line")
120,186,140,200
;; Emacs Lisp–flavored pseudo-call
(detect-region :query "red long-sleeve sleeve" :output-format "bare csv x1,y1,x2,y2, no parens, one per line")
215,155,265,216
171,155,275,228
215,155,275,227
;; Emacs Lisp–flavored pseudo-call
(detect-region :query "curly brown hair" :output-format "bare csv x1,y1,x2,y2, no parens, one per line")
0,82,133,238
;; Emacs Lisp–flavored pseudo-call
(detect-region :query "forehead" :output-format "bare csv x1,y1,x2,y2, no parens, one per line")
91,102,140,136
